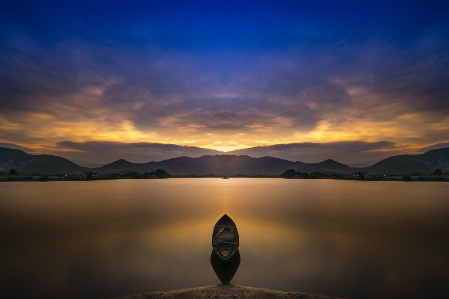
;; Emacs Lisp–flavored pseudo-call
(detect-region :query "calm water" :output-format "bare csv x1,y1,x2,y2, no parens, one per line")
1,179,448,299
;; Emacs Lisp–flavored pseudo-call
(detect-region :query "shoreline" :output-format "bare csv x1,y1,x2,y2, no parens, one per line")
1,176,448,182
110,284,342,299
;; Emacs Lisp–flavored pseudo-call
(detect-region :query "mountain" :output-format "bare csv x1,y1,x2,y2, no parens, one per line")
0,147,31,162
0,148,86,174
0,148,152,175
297,159,353,174
0,146,448,175
145,155,307,176
21,155,86,174
96,159,153,174
363,147,449,174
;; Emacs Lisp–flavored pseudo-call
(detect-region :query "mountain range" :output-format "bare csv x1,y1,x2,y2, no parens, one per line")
0,147,448,176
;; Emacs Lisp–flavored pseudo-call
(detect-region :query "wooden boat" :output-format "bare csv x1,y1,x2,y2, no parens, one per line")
212,214,239,262
211,214,240,283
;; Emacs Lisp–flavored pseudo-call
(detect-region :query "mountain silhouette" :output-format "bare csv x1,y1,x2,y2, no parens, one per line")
145,155,306,176
98,159,153,174
298,159,352,174
0,146,447,175
0,148,85,174
363,147,449,174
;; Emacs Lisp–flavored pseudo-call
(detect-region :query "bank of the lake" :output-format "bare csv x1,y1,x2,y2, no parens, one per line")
112,284,341,299
1,175,448,182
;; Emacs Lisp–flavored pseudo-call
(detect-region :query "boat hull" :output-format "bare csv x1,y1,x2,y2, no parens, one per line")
211,214,240,283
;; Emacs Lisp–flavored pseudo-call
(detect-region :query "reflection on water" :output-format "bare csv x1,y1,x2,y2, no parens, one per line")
1,179,449,299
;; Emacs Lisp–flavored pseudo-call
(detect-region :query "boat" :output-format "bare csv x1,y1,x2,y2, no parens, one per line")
211,214,240,283
212,214,239,261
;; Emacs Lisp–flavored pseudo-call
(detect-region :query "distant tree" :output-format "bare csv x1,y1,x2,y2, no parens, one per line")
236,173,244,177
403,175,413,181
39,175,49,181
309,172,319,179
330,173,344,179
302,172,309,179
433,168,443,175
155,169,171,178
124,172,142,179
280,169,297,178
310,172,327,179
8,168,18,175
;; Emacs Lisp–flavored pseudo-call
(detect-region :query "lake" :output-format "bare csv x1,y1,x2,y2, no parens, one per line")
1,179,448,299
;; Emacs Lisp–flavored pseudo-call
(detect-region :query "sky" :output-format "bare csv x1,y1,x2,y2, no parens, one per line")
1,0,449,165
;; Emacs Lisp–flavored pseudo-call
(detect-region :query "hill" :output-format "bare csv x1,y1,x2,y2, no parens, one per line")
0,148,86,174
0,148,153,175
297,159,353,174
363,147,449,174
0,146,448,175
96,159,153,174
145,155,307,176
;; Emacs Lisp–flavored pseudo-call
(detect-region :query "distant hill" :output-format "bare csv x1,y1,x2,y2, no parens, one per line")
363,147,449,174
0,146,448,175
0,147,31,162
297,159,353,174
0,148,86,174
22,155,86,174
145,155,306,176
0,148,152,175
97,159,153,174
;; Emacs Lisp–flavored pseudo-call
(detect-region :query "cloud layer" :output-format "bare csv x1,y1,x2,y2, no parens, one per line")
1,1,449,163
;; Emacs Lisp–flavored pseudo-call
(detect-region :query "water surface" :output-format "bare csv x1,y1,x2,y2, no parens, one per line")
1,179,448,299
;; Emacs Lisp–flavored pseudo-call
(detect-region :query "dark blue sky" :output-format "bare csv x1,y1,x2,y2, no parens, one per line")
2,1,447,54
1,0,449,164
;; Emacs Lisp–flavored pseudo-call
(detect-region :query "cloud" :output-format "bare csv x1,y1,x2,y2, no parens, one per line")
231,141,398,165
1,2,449,154
55,141,220,164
